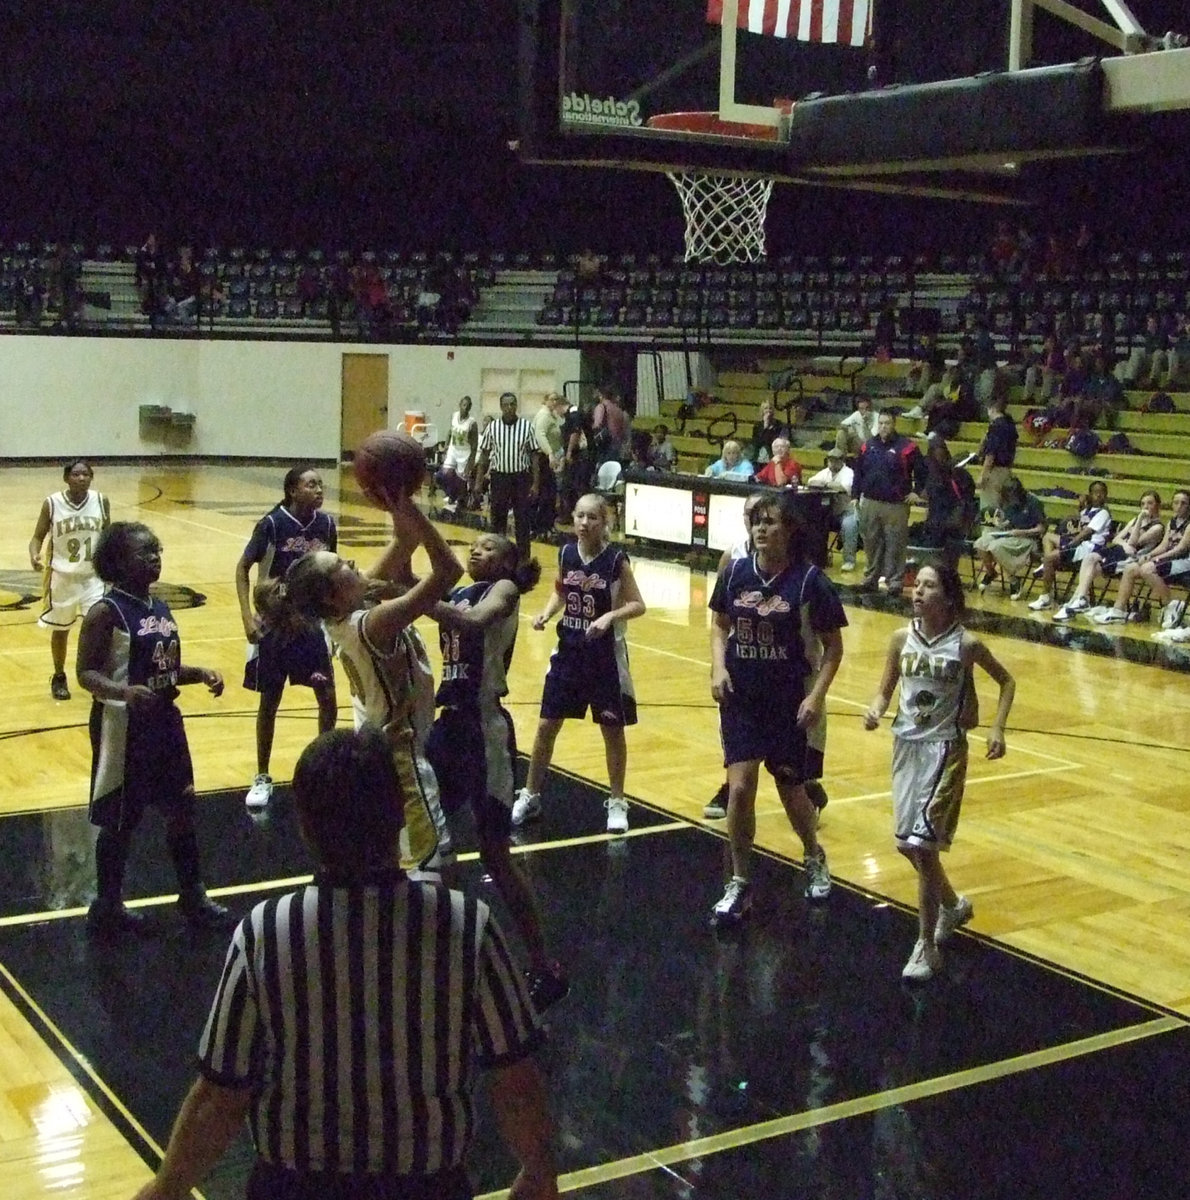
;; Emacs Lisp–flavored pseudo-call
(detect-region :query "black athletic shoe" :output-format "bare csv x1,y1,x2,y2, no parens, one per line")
525,964,570,1012
704,782,728,819
87,900,149,936
50,672,70,700
178,894,235,930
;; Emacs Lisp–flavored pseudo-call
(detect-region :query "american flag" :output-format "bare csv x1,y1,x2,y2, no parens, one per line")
706,0,872,47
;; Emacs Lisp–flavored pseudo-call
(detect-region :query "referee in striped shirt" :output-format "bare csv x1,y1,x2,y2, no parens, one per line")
475,391,541,564
134,727,558,1200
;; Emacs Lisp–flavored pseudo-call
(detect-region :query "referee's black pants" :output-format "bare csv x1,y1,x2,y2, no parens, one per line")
489,470,533,563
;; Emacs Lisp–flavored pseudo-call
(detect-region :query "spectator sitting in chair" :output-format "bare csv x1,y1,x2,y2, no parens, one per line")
705,440,753,480
834,395,877,460
650,424,677,471
753,437,801,488
749,398,788,465
805,449,859,571
1028,480,1112,611
973,475,1047,597
628,431,657,473
1053,490,1165,620
1161,312,1190,390
1092,489,1190,626
784,401,817,450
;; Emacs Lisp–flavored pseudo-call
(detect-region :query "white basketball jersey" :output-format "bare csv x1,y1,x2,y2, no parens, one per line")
892,620,967,742
47,490,106,576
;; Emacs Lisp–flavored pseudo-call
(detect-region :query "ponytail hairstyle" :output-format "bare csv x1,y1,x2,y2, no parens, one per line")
282,463,319,506
472,534,541,594
254,577,317,640
281,552,340,620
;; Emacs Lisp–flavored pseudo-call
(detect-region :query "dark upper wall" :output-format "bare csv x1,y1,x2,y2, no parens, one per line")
0,0,1186,254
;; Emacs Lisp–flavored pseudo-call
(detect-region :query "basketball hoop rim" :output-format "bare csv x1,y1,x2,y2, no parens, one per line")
646,109,790,142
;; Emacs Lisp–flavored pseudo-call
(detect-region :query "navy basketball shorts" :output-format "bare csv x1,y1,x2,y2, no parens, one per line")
1154,557,1190,582
425,704,517,839
539,646,637,726
89,702,195,831
719,691,821,783
243,625,332,693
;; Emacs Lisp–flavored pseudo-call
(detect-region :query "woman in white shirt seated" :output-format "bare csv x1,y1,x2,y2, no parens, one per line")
705,439,754,480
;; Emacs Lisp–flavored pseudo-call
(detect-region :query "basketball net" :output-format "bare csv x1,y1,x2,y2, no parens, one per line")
665,171,774,264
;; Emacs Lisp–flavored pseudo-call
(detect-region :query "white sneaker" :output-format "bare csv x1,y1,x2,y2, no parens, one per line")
902,939,942,982
1053,598,1087,621
903,405,924,420
1166,626,1190,643
803,849,831,901
935,896,973,945
245,774,273,810
1027,593,1052,611
605,797,629,834
877,576,890,594
1161,599,1186,629
1093,607,1128,624
511,789,542,826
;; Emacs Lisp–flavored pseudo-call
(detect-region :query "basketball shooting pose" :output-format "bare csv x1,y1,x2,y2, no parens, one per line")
269,491,462,870
513,494,645,834
29,459,110,700
234,465,338,810
864,561,1015,981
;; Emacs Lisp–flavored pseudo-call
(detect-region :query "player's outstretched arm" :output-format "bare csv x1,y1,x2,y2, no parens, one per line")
433,579,519,631
364,497,463,646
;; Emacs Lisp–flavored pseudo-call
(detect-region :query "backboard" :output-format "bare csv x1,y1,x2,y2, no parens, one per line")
519,0,873,182
518,0,1190,202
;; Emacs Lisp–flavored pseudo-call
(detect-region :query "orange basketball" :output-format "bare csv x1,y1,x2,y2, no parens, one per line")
353,430,426,506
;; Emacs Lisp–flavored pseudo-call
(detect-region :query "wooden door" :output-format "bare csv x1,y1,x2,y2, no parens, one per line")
340,353,389,458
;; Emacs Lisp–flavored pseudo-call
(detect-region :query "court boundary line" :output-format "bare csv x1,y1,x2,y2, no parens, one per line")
0,824,691,929
0,956,188,1195
476,1016,1184,1198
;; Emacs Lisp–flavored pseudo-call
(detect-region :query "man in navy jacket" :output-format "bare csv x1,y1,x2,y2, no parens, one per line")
852,412,926,592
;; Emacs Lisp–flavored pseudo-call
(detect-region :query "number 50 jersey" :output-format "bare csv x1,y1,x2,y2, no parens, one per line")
709,555,847,702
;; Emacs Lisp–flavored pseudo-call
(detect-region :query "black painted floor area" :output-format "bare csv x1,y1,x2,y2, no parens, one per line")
0,771,1182,1199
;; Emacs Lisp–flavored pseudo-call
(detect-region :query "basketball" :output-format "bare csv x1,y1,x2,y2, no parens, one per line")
353,430,426,505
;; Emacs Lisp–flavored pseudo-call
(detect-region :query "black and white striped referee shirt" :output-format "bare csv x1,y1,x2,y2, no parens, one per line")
479,416,537,474
197,874,542,1177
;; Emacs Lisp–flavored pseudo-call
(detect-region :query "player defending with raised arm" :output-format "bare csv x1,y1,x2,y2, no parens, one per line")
864,561,1015,981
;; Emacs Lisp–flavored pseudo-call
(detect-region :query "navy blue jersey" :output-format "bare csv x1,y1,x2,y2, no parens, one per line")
97,588,182,702
709,556,847,701
435,580,518,709
243,505,336,579
554,542,627,648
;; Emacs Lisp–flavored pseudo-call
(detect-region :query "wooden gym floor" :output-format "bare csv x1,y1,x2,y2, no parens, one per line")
0,462,1188,1198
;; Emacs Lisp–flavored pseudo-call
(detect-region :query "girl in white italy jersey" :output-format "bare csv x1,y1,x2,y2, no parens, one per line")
864,561,1015,983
